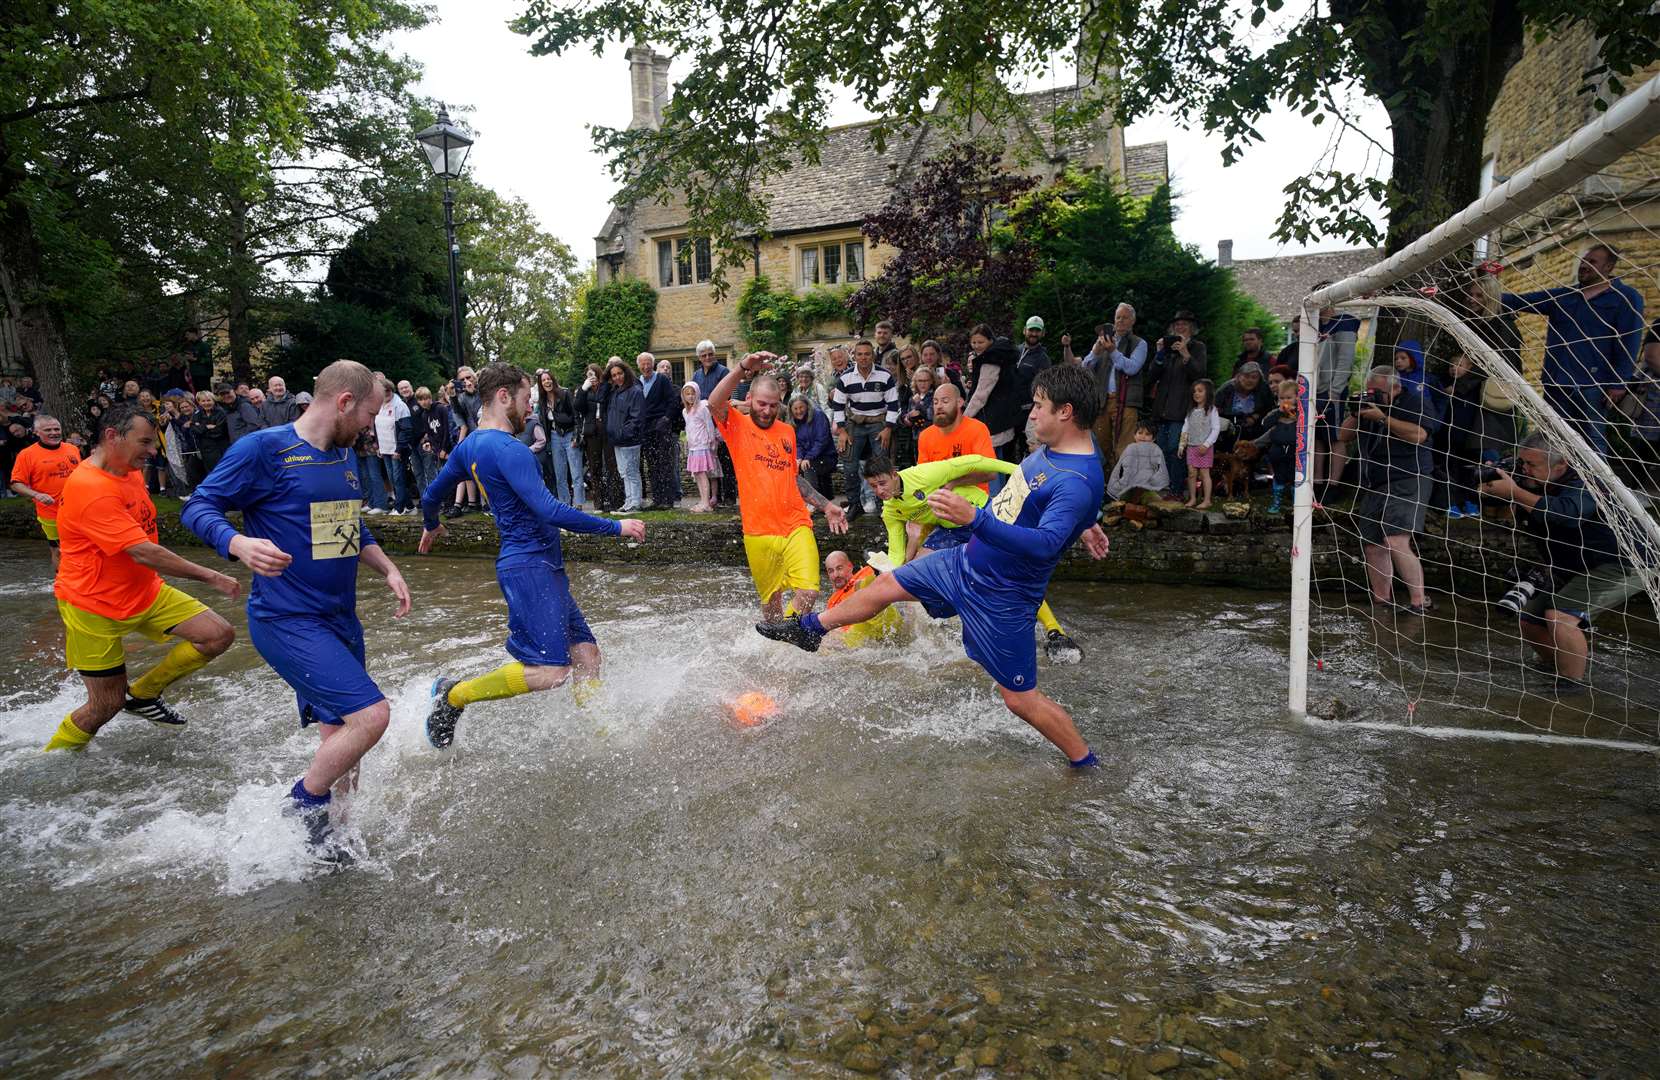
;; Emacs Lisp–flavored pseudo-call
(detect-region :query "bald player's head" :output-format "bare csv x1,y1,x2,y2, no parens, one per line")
311,359,383,445
825,550,854,591
932,380,963,426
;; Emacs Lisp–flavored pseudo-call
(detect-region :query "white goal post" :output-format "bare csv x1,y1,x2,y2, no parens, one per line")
1286,71,1660,745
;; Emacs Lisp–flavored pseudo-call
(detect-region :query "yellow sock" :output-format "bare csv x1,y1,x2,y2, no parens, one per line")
128,641,211,700
43,714,93,753
571,677,600,709
447,662,530,707
1036,602,1062,636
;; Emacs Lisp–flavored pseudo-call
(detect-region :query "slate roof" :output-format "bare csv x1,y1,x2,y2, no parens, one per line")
1230,247,1384,322
598,88,1168,248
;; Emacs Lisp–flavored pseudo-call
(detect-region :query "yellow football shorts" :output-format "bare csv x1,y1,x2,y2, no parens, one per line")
840,604,906,648
742,525,820,604
38,517,58,543
58,585,209,674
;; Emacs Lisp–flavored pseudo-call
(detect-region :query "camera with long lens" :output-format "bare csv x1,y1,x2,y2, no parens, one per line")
1496,565,1555,613
1479,456,1519,484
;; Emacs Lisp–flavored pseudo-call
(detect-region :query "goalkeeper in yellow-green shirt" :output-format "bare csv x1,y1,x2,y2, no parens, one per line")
860,452,1084,663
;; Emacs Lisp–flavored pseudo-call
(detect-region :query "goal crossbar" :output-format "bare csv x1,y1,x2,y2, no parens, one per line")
1311,71,1660,312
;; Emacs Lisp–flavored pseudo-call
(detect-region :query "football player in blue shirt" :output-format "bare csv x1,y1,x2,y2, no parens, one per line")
758,364,1112,767
418,363,646,748
183,360,412,860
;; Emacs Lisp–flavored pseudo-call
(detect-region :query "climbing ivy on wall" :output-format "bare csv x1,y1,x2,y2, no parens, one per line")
736,275,853,355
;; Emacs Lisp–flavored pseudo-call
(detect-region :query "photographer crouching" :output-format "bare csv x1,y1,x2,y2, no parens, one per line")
1338,366,1441,616
1480,432,1648,696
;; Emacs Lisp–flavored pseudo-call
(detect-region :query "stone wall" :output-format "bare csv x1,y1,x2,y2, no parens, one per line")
0,497,1551,597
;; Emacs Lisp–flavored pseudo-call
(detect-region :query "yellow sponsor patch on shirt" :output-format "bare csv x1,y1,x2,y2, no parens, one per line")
988,467,1030,524
309,499,362,559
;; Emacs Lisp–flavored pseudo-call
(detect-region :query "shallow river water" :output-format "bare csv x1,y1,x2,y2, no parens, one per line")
0,547,1655,1078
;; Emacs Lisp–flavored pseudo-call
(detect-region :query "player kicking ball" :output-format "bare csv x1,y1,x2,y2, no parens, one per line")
418,362,646,748
757,365,1111,767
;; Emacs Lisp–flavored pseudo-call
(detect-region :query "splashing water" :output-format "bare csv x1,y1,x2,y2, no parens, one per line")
0,550,1654,1077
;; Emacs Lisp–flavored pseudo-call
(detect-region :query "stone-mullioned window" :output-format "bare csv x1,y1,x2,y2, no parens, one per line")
800,240,864,288
657,237,713,288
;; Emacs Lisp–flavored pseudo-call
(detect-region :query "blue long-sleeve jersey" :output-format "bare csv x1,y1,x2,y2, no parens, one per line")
421,427,620,568
1503,280,1645,391
964,445,1104,605
181,424,379,620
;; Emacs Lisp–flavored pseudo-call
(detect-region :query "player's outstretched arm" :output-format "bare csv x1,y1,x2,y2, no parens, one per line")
359,540,411,617
418,448,470,553
921,453,1019,491
797,473,848,533
709,352,770,424
181,433,294,576
419,449,469,530
934,482,1093,561
501,443,625,538
125,542,241,599
883,502,909,566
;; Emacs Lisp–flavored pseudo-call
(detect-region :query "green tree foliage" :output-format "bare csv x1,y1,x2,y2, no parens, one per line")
2,0,309,418
459,186,581,371
324,182,454,364
1012,174,1282,382
285,175,587,384
848,145,1038,344
736,276,852,355
275,298,441,389
515,0,1659,267
572,277,657,370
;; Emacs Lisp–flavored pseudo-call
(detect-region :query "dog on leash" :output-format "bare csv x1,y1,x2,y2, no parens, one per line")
1214,441,1261,500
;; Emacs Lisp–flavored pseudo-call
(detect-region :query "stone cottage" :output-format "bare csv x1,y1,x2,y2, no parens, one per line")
592,46,1169,382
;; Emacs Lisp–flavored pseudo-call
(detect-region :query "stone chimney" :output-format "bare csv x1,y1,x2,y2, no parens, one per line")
626,45,657,130
651,53,671,127
1218,239,1234,268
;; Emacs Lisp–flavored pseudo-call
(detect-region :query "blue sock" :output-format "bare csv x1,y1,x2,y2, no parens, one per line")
1068,750,1098,769
799,612,824,635
289,778,331,807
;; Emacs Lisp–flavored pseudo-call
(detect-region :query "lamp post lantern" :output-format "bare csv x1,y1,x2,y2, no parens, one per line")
415,105,474,375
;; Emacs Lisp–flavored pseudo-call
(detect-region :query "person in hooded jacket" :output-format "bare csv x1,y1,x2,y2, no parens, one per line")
1393,338,1452,513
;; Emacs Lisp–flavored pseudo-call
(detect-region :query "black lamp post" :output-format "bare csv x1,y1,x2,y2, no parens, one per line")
415,105,474,375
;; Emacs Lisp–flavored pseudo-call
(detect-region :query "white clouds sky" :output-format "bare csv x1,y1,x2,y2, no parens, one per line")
393,0,1393,268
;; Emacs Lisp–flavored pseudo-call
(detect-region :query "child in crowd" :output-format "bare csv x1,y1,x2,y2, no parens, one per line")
1254,380,1301,513
681,381,721,512
1107,422,1169,503
1179,378,1220,509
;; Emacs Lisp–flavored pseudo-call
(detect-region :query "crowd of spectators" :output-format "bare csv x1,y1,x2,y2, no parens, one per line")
4,247,1656,699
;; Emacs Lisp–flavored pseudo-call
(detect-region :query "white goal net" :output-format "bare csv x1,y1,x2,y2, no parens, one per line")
1287,73,1660,751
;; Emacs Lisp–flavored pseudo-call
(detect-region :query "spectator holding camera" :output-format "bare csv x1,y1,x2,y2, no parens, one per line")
1338,365,1440,616
1481,432,1646,695
1145,310,1208,496
1065,302,1148,467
